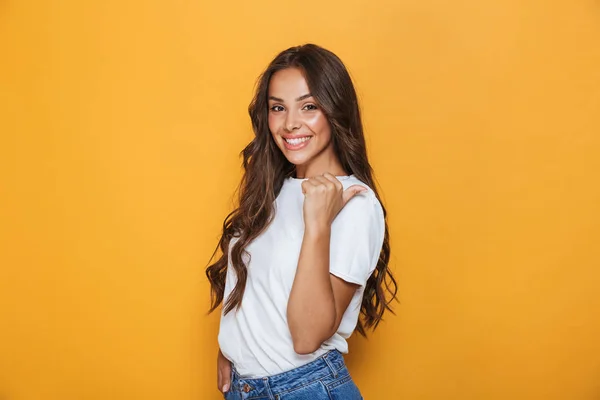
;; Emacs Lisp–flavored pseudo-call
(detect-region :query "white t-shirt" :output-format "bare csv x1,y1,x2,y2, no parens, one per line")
217,175,385,378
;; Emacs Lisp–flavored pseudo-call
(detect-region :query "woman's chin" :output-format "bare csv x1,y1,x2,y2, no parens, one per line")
282,152,309,167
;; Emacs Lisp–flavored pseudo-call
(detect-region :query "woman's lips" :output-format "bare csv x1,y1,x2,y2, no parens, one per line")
283,136,313,150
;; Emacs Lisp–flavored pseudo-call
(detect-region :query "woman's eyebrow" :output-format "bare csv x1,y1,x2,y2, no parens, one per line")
268,94,313,102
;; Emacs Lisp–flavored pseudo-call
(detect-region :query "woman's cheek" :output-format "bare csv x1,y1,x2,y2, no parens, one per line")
306,113,328,134
268,114,280,133
267,118,276,136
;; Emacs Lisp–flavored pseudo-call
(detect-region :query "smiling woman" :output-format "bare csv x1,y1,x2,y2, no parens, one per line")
206,44,397,400
267,68,339,175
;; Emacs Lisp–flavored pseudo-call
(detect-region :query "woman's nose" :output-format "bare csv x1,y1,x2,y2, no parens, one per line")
285,112,301,132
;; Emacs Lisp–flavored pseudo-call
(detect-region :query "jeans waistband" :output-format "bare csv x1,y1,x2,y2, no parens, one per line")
230,350,346,398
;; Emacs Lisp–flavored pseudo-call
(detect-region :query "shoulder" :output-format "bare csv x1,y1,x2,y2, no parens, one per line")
340,176,382,207
330,176,386,270
337,176,384,223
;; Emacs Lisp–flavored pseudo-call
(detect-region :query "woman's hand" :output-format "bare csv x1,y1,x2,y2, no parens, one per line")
217,348,231,393
301,173,367,232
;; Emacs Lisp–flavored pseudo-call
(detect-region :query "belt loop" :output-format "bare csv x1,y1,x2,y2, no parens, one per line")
323,351,338,378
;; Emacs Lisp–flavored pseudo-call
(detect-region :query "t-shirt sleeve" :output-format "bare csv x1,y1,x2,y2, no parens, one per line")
328,190,385,286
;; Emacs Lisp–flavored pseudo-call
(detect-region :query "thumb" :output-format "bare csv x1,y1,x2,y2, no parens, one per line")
342,185,368,206
222,364,231,393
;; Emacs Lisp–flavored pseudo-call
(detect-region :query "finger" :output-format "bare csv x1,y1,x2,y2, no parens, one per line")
306,177,322,186
342,184,368,205
322,173,343,190
217,365,222,391
302,177,323,195
219,365,231,393
222,364,231,393
222,378,230,393
312,175,336,191
301,179,319,194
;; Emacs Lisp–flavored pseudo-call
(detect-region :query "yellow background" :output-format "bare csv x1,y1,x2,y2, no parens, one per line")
1,0,599,399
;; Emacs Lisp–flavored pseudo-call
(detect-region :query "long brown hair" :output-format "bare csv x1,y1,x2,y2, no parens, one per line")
206,43,397,335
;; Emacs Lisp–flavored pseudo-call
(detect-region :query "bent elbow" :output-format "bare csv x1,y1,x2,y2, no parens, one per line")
292,338,321,355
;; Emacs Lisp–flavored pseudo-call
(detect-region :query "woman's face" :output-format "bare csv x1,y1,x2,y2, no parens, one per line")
267,67,339,177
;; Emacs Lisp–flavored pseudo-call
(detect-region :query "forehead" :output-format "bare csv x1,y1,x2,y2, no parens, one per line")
268,68,310,98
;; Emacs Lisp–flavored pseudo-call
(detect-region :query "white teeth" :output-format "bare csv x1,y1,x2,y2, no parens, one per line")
285,137,311,145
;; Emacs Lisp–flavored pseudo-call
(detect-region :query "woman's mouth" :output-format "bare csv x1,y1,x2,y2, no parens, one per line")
283,136,313,150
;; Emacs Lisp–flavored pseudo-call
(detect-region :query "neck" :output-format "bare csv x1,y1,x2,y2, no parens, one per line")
293,140,347,178
295,161,347,179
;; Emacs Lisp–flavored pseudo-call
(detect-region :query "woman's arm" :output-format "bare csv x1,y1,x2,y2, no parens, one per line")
286,173,366,354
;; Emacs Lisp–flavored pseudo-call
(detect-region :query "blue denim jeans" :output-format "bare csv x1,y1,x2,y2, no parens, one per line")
224,350,363,400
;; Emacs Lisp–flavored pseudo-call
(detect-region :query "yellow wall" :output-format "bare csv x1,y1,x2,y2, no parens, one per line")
1,0,599,399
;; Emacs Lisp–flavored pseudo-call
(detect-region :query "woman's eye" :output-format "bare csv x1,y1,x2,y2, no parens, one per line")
303,104,318,111
270,105,284,112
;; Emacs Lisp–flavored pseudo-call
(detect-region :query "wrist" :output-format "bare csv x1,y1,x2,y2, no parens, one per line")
304,222,331,238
